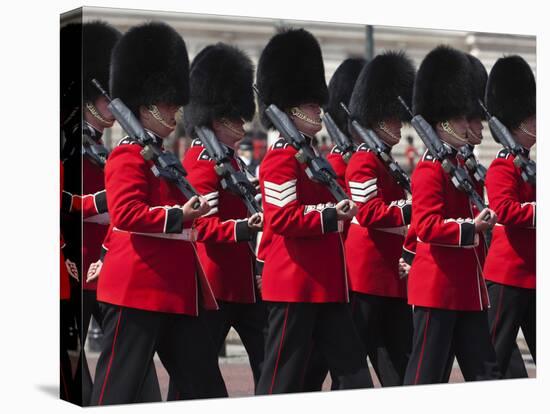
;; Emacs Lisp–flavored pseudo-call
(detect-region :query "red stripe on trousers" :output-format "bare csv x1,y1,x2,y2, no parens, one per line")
492,285,505,344
414,310,431,385
269,304,290,394
98,308,123,405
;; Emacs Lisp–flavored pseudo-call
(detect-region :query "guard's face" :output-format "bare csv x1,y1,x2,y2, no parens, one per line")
94,96,116,126
513,114,536,149
212,117,245,146
140,103,180,138
436,116,469,149
467,117,484,146
374,117,403,147
290,103,323,137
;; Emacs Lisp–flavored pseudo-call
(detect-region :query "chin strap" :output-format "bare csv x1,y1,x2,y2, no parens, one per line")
85,102,112,127
441,120,469,145
148,104,176,130
221,117,245,137
377,121,400,143
466,126,482,142
518,122,536,138
290,107,322,126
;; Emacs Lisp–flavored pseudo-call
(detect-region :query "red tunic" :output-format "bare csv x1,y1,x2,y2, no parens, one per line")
345,145,410,298
97,137,218,315
60,163,71,301
184,140,257,304
483,150,535,289
407,150,489,311
257,138,348,303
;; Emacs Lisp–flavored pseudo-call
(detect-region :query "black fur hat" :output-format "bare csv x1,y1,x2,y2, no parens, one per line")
183,43,255,136
110,22,190,116
486,55,536,130
413,45,472,124
60,23,82,124
349,51,415,127
324,57,366,134
256,28,328,128
466,54,488,120
83,21,121,103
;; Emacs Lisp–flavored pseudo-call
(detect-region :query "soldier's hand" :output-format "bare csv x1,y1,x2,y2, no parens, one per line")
335,199,357,221
86,259,103,283
474,208,496,232
398,258,410,279
181,196,210,220
249,177,260,193
248,212,263,230
65,259,79,281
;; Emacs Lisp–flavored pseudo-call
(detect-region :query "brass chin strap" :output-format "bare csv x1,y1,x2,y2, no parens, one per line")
441,121,469,145
221,117,245,136
290,107,322,126
519,122,536,138
85,102,112,127
377,121,400,143
148,104,176,130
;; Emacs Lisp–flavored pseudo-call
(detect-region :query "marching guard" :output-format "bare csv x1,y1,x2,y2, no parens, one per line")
344,51,416,386
255,28,373,394
90,22,227,405
403,46,501,384
484,55,536,376
169,42,265,396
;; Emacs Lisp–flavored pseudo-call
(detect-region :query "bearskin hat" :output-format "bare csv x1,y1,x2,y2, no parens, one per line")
256,28,328,128
466,54,488,120
349,51,415,128
324,57,366,134
486,55,536,130
82,21,121,103
110,22,190,116
60,23,82,125
183,43,255,136
413,45,472,124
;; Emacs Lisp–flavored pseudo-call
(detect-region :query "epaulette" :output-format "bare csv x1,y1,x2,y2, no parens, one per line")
117,136,138,146
271,138,290,150
198,148,213,161
331,146,343,154
356,143,371,152
421,150,437,163
191,138,203,147
497,149,511,160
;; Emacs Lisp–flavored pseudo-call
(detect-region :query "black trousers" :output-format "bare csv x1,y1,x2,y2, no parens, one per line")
76,290,161,405
487,281,536,376
60,300,75,403
90,303,227,405
256,302,373,394
302,293,413,390
404,306,501,385
168,300,266,399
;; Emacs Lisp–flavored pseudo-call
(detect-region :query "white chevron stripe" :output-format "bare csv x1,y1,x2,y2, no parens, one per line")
351,191,377,203
350,185,377,197
204,191,219,201
264,186,296,199
203,207,219,216
206,199,219,207
348,178,377,190
265,193,297,207
264,179,297,192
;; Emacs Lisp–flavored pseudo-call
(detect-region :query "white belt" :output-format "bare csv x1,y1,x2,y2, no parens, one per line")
83,213,110,225
113,226,197,241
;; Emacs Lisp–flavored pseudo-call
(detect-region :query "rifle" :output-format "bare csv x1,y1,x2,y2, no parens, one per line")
253,86,350,209
340,103,411,194
82,124,109,169
479,100,536,186
323,112,356,163
398,96,488,215
92,79,201,208
194,126,262,215
458,145,487,185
